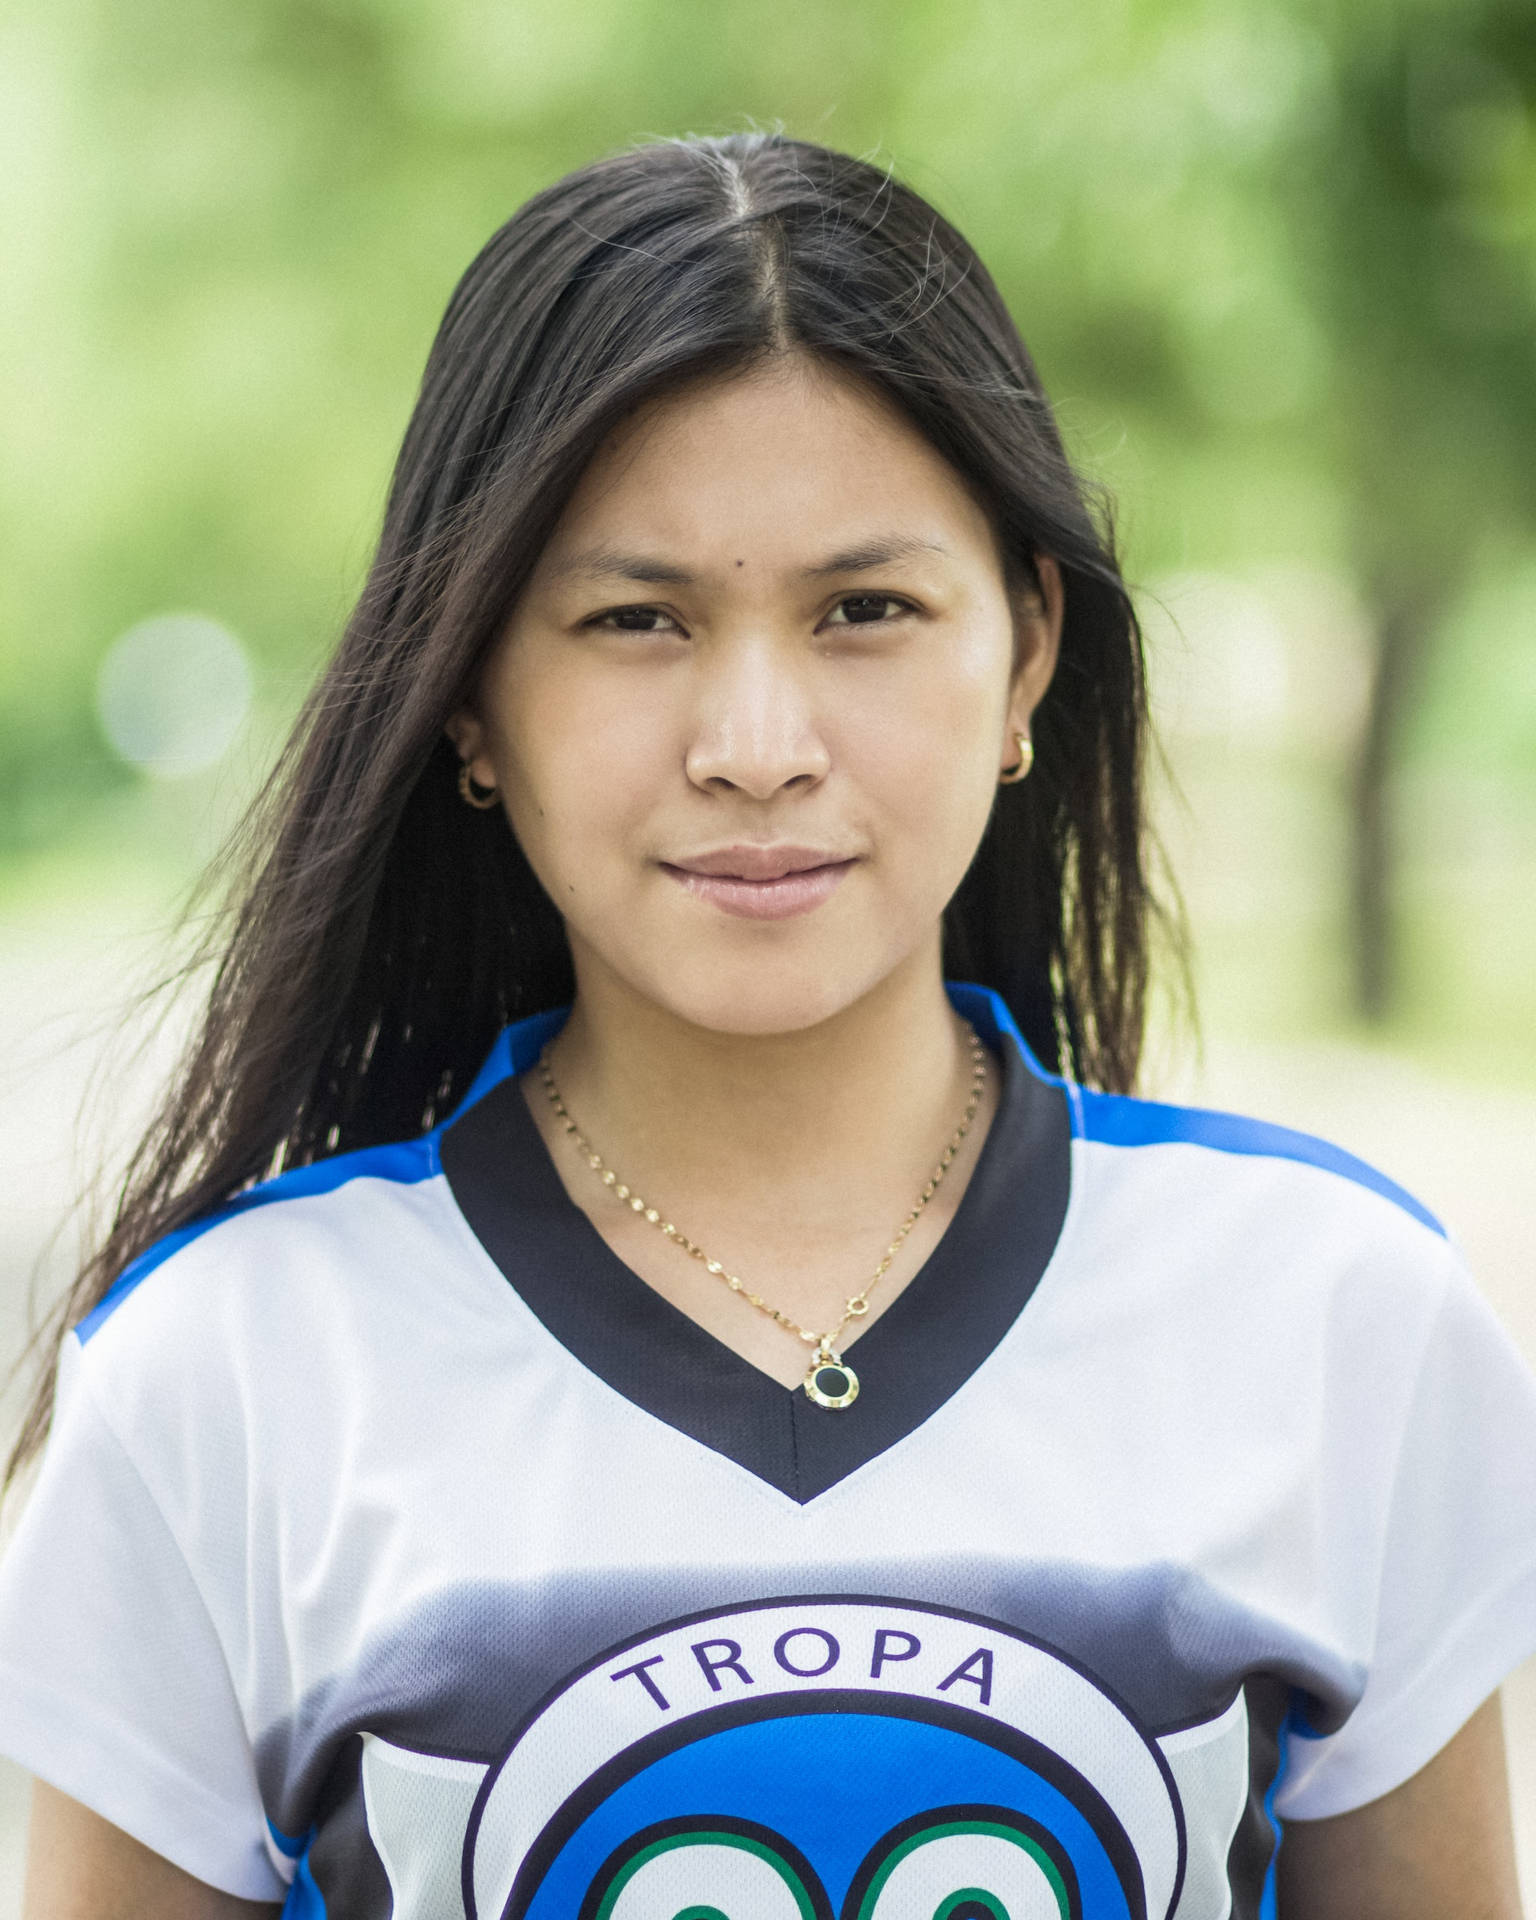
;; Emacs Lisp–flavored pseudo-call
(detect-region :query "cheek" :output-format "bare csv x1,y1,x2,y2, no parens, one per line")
872,727,999,883
488,652,673,879
846,633,1011,845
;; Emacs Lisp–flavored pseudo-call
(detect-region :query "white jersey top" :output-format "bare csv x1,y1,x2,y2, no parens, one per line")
2,983,1534,1920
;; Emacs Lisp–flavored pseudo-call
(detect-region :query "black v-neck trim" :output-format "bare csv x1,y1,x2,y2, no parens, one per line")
438,1028,1070,1504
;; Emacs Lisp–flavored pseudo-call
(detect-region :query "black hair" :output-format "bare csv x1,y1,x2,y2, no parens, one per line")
10,132,1169,1481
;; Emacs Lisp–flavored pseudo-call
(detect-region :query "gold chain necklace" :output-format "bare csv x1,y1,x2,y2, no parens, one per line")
537,1024,988,1411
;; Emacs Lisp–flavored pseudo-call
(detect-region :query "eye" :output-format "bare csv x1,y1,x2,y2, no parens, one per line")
850,1810,1075,1920
586,604,683,634
822,594,913,627
585,1822,828,1920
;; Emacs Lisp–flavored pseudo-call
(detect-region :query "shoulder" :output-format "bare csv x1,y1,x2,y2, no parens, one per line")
1056,1082,1467,1374
59,1127,501,1522
1050,1088,1530,1522
73,1130,459,1382
63,1016,561,1443
952,982,1446,1250
1068,1081,1446,1240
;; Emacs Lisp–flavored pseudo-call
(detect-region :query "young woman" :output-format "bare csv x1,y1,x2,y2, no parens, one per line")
2,134,1532,1920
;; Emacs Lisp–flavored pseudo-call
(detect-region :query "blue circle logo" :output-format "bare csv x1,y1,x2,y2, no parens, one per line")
464,1599,1185,1920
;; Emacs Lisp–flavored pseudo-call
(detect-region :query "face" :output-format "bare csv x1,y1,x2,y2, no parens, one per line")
449,356,1060,1036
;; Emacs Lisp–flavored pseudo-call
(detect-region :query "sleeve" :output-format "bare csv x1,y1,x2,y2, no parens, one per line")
1277,1253,1536,1819
0,1338,289,1902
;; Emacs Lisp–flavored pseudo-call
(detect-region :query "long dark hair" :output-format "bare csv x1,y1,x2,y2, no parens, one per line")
10,132,1169,1480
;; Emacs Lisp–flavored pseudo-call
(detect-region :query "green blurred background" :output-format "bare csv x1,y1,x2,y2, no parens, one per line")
2,0,1535,1068
3,2,1536,1891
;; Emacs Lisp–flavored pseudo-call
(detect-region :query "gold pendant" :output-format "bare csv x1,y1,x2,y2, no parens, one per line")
803,1352,859,1410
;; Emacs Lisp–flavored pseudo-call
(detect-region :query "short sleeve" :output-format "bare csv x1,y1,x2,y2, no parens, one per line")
0,1339,287,1901
1278,1255,1536,1818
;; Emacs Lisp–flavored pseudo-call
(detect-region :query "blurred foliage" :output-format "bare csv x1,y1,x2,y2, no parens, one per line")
2,0,1534,1060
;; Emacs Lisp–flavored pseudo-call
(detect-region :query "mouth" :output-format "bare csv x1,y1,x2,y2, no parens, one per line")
660,847,858,921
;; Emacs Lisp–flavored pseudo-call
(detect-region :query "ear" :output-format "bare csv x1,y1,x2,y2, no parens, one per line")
444,706,497,788
1005,554,1063,747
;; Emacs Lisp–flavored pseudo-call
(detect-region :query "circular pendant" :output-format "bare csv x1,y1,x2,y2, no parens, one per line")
803,1357,859,1410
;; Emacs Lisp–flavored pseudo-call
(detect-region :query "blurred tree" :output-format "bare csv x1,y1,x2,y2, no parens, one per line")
1280,0,1536,1016
3,0,1534,1049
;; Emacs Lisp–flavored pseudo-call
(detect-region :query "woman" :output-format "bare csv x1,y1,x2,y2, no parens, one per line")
2,133,1532,1920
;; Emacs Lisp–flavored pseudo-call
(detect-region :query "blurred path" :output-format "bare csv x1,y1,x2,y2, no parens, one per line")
0,927,1531,1911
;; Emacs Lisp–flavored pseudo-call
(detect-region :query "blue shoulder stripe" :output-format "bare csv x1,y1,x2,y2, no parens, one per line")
447,1005,569,1119
76,1138,437,1345
77,1006,575,1346
1074,1084,1445,1235
947,981,1443,1237
945,981,1061,1082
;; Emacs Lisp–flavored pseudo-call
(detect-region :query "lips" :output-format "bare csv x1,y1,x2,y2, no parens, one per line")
661,845,857,921
670,845,849,881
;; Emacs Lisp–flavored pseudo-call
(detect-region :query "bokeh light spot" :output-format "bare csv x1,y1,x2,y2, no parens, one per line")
95,613,253,778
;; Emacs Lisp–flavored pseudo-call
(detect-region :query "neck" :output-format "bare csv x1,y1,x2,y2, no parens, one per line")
542,947,976,1228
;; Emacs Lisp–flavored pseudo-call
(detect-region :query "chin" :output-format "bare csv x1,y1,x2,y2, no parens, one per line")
634,949,896,1040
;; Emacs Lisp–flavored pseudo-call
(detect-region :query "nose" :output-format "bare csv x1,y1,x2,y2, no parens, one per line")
684,637,831,800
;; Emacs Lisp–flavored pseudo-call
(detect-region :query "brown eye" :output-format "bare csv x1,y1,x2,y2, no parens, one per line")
825,594,907,626
592,606,679,633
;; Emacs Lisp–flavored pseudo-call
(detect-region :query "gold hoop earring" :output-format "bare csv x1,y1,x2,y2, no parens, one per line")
457,761,500,810
998,732,1033,785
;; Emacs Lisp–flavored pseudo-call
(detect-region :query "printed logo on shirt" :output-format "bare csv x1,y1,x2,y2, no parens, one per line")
451,1597,1187,1920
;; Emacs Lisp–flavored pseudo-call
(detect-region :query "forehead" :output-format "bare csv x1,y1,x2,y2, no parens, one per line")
537,357,1001,575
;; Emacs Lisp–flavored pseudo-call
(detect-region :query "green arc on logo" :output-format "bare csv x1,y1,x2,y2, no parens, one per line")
592,1828,821,1920
854,1817,1071,1920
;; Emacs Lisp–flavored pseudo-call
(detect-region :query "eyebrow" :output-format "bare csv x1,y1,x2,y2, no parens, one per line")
800,534,949,577
545,547,694,587
543,534,948,588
